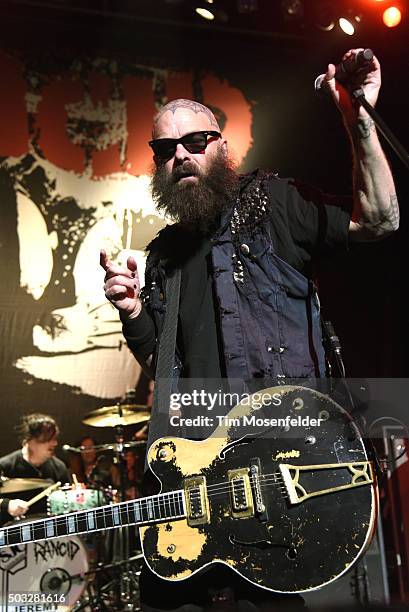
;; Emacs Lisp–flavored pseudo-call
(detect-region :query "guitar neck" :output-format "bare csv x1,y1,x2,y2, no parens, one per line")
0,490,186,548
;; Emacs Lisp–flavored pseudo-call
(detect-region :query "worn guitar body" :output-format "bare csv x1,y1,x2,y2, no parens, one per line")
140,385,377,593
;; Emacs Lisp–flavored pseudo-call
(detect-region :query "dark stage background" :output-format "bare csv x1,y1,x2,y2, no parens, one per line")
0,1,408,602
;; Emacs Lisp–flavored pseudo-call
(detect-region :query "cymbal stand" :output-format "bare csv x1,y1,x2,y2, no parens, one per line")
112,419,136,610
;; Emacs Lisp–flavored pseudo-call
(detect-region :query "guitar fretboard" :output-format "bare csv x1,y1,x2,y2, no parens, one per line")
0,490,185,548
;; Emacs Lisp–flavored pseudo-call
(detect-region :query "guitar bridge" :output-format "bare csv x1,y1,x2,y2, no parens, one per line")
184,475,210,526
228,468,255,518
279,461,374,505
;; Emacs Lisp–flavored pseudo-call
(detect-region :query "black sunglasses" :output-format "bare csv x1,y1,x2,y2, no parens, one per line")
149,130,221,161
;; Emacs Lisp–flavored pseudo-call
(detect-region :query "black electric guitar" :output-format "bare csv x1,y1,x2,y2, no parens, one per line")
0,386,377,593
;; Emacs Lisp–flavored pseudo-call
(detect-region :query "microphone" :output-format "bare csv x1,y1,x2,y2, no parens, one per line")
314,48,374,94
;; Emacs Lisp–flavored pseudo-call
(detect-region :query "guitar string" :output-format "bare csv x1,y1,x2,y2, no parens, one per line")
1,468,326,537
2,470,367,541
1,477,288,540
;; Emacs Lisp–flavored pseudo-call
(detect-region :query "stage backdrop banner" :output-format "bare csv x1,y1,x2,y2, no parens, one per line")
0,49,253,453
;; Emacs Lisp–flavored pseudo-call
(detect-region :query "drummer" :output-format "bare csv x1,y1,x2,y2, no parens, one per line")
0,413,70,514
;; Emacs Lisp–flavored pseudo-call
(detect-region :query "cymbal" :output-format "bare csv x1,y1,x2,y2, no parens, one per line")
64,440,147,453
0,477,52,494
82,404,151,428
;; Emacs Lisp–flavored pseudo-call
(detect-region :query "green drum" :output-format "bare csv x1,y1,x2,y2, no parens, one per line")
48,486,106,515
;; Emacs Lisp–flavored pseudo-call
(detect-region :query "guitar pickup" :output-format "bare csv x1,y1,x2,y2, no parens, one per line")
184,475,210,526
228,468,255,518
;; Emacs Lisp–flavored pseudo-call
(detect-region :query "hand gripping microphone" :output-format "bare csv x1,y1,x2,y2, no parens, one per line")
314,48,374,94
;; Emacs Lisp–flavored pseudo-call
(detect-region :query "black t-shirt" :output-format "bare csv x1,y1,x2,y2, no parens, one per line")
124,175,351,378
0,449,70,515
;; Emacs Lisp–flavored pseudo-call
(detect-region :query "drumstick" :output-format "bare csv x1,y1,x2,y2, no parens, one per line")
26,481,61,508
72,473,80,487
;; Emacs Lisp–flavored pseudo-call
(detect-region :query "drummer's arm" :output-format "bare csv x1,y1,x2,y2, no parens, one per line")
0,497,9,519
0,498,29,518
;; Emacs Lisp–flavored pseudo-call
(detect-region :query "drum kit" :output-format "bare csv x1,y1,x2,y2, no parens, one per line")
0,401,151,612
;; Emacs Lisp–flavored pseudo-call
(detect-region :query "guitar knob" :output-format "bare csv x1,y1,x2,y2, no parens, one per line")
158,449,168,459
305,435,316,445
286,548,298,560
167,544,176,554
293,398,304,410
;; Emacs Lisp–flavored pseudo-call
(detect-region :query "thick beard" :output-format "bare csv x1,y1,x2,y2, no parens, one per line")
151,148,238,235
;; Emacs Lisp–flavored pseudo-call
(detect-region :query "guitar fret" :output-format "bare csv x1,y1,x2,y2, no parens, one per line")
21,524,31,542
76,511,88,534
96,508,106,530
141,500,148,522
87,510,95,530
100,507,110,529
57,517,67,537
170,493,176,516
152,497,159,520
112,506,121,526
178,491,185,514
161,493,172,518
46,519,55,537
67,515,76,533
33,520,46,540
8,525,21,545
173,493,178,514
133,500,141,522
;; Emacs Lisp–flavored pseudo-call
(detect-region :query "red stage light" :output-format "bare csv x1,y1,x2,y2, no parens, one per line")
383,6,402,27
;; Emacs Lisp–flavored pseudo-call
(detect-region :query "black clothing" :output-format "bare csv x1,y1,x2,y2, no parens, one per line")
124,173,350,379
0,498,11,525
178,232,224,379
0,449,70,515
127,173,351,611
0,449,69,482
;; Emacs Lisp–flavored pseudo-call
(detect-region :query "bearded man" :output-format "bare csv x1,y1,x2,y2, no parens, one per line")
101,49,398,611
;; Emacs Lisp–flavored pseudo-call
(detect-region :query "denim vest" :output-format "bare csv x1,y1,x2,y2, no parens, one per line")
142,172,326,386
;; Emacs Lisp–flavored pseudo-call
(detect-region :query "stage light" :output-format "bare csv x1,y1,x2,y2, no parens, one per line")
339,13,361,34
339,17,355,34
383,6,401,27
195,7,215,19
281,0,304,20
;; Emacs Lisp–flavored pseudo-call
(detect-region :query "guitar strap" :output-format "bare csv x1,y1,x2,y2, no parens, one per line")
149,267,181,441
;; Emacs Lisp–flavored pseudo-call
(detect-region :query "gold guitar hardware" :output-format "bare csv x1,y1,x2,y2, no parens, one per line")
228,468,255,518
279,461,374,505
184,475,210,526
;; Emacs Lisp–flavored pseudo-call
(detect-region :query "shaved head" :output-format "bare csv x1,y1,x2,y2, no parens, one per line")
150,97,236,234
153,99,220,137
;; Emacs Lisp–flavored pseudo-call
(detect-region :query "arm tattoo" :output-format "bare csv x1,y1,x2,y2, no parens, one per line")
153,98,220,130
352,118,376,140
388,193,400,231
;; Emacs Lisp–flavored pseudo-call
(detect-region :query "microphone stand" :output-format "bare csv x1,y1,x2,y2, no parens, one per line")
352,88,409,170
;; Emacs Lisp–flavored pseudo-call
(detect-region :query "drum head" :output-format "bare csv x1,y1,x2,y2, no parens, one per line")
0,534,88,611
48,487,106,515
